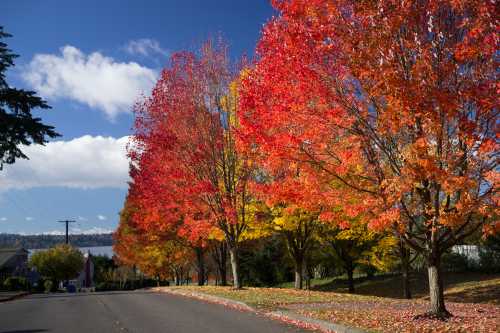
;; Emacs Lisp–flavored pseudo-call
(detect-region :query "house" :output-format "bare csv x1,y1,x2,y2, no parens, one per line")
0,247,29,283
71,251,94,289
452,244,480,263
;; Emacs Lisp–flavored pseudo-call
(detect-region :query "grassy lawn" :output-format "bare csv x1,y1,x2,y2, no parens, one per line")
165,274,500,333
168,285,375,310
277,272,500,305
292,299,499,333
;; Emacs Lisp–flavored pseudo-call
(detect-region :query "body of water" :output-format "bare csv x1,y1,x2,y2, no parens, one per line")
29,245,114,258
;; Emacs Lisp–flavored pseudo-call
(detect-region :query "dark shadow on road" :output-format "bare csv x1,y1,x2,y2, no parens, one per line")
0,328,48,333
24,290,155,300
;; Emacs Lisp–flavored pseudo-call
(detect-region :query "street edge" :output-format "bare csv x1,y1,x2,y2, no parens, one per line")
152,287,367,333
0,292,30,303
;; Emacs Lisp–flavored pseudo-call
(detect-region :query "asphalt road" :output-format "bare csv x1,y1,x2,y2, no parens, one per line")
0,290,310,333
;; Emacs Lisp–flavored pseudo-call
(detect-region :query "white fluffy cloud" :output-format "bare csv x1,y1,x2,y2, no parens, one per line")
22,46,157,119
97,215,107,221
0,135,130,190
0,217,7,222
25,217,34,221
125,38,169,58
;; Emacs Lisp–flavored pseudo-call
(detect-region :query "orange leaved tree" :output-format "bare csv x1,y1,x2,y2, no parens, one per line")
114,191,193,284
130,40,255,289
240,0,498,317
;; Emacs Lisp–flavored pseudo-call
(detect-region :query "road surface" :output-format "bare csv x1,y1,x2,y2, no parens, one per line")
0,290,310,333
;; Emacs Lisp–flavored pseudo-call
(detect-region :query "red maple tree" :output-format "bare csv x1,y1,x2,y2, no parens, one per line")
129,40,255,288
239,0,498,317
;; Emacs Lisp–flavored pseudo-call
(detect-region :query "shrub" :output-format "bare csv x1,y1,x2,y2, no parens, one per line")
44,280,53,293
95,281,122,291
476,236,500,273
95,282,109,291
441,252,469,272
239,238,292,287
3,277,28,291
32,278,45,293
478,248,500,273
359,264,377,279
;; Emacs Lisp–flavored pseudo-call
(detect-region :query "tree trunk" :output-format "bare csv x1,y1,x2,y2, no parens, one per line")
294,259,303,289
304,258,311,290
346,264,355,293
216,242,228,286
402,263,411,299
399,240,412,299
427,255,450,318
219,259,227,286
195,246,205,286
285,231,306,290
228,245,241,289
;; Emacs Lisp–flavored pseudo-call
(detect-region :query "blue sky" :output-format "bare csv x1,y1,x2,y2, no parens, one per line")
0,0,274,235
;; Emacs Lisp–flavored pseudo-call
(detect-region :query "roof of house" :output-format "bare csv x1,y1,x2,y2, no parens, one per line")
0,248,28,268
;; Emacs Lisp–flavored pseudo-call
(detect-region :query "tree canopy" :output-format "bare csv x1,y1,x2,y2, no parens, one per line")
238,0,498,317
116,0,497,320
29,244,84,284
0,27,59,170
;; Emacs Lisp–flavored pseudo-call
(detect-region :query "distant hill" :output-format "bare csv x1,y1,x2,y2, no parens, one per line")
0,233,113,249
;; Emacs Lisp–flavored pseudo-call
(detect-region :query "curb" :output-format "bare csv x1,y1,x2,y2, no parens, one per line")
153,288,253,311
153,288,367,333
0,292,30,303
268,310,366,333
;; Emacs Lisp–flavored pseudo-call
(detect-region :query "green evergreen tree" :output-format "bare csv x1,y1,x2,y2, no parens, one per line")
0,27,59,170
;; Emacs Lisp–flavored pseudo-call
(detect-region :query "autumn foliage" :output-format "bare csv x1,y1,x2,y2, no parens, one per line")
114,0,498,322
239,0,498,317
113,188,193,282
121,41,257,289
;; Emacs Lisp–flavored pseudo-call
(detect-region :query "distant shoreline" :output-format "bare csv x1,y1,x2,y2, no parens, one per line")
0,233,114,249
29,245,114,258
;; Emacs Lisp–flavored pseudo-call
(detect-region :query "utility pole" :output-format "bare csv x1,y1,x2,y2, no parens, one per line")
58,220,76,244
